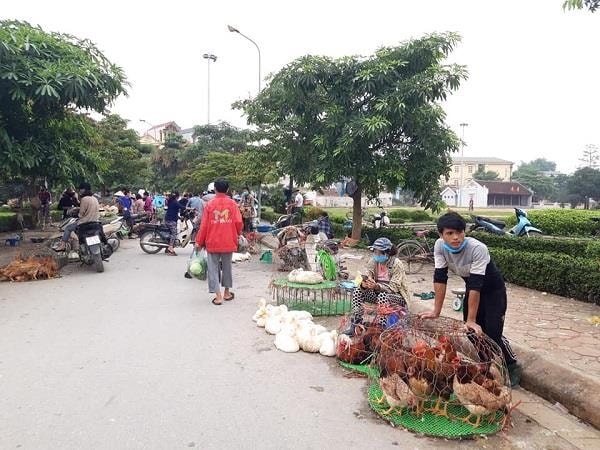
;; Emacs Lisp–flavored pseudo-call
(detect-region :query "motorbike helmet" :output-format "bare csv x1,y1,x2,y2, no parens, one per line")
78,182,91,191
207,182,215,193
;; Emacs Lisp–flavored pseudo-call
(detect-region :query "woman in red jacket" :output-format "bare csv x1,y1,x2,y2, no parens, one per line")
195,179,243,305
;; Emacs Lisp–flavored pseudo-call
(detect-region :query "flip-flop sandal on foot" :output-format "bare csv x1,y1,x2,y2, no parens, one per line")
224,293,235,301
211,298,223,305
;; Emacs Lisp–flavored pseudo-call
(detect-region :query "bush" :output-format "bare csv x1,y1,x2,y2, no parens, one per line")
490,248,600,304
504,209,600,237
304,206,325,221
469,232,598,259
387,208,434,222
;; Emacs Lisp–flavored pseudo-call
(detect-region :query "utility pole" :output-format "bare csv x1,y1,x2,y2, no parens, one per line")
202,53,217,124
459,122,469,206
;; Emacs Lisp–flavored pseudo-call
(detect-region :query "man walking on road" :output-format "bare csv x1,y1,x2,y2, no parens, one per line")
195,179,243,305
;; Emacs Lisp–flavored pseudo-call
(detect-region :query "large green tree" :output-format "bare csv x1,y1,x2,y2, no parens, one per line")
563,0,599,12
237,32,467,238
567,167,600,209
512,159,559,202
0,20,127,188
96,114,149,193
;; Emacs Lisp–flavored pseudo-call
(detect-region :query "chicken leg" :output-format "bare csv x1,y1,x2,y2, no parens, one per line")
461,413,482,428
426,397,450,419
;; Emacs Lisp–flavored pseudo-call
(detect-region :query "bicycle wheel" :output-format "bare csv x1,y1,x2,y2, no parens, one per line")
397,241,427,274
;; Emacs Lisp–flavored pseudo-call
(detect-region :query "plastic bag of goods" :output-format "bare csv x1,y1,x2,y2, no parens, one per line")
188,249,208,280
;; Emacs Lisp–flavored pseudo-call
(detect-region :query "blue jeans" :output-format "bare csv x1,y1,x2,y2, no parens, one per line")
62,222,78,242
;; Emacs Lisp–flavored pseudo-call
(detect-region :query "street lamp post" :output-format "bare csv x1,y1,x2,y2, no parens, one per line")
227,25,261,94
228,25,263,221
202,53,217,125
459,122,469,206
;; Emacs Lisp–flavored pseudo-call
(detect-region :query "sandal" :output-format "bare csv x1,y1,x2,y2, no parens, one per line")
224,292,235,301
166,249,177,256
211,298,223,305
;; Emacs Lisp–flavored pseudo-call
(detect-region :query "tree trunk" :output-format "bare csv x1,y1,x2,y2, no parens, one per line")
351,185,362,240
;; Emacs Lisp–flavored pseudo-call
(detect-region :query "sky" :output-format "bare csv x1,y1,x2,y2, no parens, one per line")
3,0,599,174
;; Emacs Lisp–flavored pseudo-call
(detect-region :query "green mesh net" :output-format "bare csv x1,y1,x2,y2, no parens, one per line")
271,278,351,316
367,382,504,437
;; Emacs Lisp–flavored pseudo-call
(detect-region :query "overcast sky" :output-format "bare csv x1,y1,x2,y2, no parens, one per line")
4,0,599,174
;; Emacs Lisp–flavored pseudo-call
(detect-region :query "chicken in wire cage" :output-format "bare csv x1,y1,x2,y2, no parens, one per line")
369,315,513,437
336,303,409,367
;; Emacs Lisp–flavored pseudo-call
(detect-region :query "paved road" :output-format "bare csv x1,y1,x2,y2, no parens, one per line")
0,241,597,449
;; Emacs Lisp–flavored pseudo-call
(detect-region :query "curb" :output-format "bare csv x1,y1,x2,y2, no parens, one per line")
514,342,600,429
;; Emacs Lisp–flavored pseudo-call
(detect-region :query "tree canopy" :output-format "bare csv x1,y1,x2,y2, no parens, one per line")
512,159,559,202
472,169,501,181
0,20,127,187
237,32,467,237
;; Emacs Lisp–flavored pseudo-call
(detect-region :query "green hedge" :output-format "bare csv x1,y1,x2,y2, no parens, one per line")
490,248,600,304
504,209,600,237
470,232,599,260
387,208,434,222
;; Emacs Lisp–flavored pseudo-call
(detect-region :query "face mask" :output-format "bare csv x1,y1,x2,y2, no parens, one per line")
373,254,389,263
442,240,468,254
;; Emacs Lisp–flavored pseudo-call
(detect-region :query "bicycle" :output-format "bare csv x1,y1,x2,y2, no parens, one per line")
396,229,435,274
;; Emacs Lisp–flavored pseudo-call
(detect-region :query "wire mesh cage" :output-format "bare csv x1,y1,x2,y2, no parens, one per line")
270,277,352,316
336,303,409,371
368,315,512,437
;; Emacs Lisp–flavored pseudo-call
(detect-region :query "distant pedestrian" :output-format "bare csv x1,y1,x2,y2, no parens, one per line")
239,186,255,232
164,191,188,256
318,211,334,239
468,198,474,212
195,179,243,305
133,193,145,215
117,189,135,238
57,188,80,219
293,189,304,224
143,191,155,220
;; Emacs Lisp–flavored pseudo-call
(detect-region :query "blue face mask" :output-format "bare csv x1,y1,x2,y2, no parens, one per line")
442,240,468,254
373,254,389,263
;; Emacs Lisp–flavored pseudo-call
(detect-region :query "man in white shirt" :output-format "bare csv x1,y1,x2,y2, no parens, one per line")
293,189,304,224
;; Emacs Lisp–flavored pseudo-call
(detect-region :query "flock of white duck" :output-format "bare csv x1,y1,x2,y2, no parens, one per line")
252,299,338,356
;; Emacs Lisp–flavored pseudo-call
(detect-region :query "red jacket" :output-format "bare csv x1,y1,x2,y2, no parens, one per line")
195,193,243,253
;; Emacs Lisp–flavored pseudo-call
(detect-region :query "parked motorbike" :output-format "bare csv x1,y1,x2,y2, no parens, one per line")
138,209,196,254
470,208,542,237
58,209,121,251
50,220,113,272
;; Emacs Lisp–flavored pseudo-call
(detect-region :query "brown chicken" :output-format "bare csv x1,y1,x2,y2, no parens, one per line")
376,372,417,415
452,357,511,427
336,334,369,365
426,336,459,417
406,363,433,417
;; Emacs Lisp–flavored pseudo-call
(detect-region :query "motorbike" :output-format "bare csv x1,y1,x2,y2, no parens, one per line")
372,210,390,229
58,209,121,251
138,209,196,254
470,208,543,237
50,219,114,272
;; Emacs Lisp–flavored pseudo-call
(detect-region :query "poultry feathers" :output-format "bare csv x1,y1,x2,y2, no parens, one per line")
452,358,511,427
406,365,433,417
376,372,417,415
427,336,458,418
336,333,368,365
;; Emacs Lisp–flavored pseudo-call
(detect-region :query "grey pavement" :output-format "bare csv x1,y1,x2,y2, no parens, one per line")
0,240,599,449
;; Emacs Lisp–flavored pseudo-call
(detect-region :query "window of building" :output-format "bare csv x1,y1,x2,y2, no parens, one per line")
452,179,458,186
468,165,473,174
454,166,459,173
478,164,485,172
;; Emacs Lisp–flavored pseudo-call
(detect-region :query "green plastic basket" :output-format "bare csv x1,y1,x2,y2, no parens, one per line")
367,382,503,438
271,278,351,316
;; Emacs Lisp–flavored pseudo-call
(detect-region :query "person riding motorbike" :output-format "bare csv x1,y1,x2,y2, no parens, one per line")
54,182,100,251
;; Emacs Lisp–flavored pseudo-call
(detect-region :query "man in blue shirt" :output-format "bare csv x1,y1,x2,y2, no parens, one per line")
117,189,134,238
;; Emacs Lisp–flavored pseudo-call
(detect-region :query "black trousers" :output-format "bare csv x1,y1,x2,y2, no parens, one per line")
464,287,517,366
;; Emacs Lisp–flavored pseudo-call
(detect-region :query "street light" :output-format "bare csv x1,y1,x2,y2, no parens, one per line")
227,25,261,94
459,122,469,206
202,53,217,125
228,25,263,221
